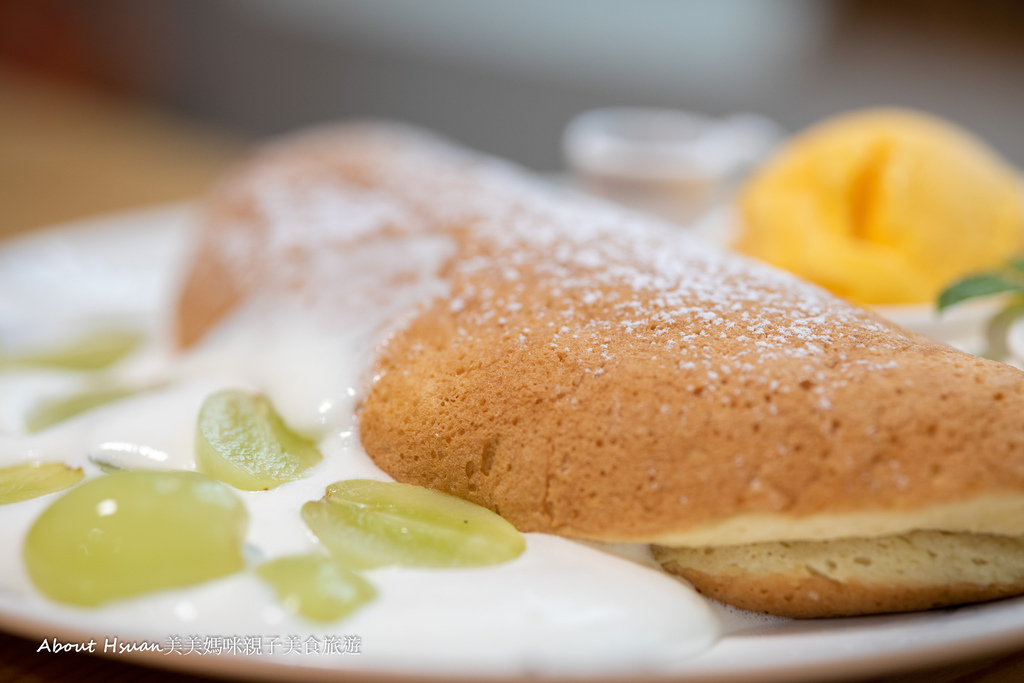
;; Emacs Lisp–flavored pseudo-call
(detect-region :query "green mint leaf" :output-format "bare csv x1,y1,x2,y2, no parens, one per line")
937,273,1024,312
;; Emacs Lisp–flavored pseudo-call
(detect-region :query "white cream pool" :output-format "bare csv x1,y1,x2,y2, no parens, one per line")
0,205,723,677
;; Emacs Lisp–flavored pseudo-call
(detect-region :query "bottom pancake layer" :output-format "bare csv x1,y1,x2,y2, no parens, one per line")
654,531,1024,618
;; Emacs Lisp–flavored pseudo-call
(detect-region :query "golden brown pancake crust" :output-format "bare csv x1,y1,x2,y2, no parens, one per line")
359,284,1024,541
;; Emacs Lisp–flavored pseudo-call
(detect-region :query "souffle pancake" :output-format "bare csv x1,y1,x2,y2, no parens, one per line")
177,122,1024,618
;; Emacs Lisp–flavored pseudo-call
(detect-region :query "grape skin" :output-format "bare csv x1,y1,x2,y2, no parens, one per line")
302,479,526,569
0,462,84,505
24,470,248,606
26,387,137,433
256,554,376,622
196,390,322,491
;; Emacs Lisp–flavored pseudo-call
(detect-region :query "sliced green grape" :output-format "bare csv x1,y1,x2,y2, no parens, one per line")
2,330,142,371
196,390,322,491
0,463,84,505
301,479,526,569
256,554,375,622
25,387,137,433
24,470,247,606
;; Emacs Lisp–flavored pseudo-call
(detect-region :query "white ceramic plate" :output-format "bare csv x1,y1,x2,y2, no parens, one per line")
1,206,1024,683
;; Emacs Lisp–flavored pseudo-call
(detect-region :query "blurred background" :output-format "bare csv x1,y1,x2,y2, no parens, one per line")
2,0,1023,237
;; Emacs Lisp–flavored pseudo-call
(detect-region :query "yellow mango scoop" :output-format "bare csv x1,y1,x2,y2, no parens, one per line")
735,109,1024,305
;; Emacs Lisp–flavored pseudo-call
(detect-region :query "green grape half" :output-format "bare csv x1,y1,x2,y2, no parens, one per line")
196,390,322,491
1,330,142,371
24,470,247,606
25,387,137,433
0,463,84,505
256,554,375,622
301,479,526,570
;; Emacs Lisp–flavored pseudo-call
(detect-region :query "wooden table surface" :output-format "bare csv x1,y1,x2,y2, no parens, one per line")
0,66,243,239
3,65,1024,683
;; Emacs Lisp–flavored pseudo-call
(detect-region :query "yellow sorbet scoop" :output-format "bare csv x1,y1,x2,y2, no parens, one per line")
735,109,1024,305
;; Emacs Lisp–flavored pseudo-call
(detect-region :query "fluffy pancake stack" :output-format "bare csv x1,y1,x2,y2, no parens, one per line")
177,123,1024,618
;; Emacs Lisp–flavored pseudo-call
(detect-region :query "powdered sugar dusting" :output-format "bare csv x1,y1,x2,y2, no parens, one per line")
204,123,912,407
